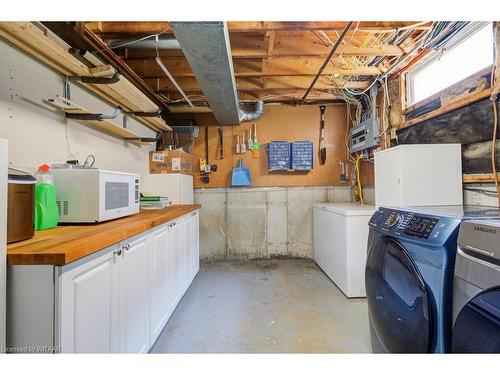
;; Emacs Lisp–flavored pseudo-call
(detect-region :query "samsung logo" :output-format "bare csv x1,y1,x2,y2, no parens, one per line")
473,225,497,234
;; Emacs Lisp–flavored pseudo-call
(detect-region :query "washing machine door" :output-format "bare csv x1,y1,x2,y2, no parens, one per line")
365,236,432,353
452,288,500,353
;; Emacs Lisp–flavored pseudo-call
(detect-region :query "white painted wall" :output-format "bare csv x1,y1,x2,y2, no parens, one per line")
0,38,155,189
0,138,7,352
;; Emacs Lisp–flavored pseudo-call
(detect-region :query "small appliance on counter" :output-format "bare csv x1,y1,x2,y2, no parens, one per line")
51,168,140,223
34,164,59,231
7,168,36,243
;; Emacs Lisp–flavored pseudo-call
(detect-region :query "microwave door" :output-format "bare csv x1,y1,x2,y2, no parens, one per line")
98,172,139,221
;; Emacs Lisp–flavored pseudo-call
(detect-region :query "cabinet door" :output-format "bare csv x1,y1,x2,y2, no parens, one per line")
148,224,169,346
193,210,200,275
165,223,176,318
181,217,190,292
120,233,150,353
170,220,183,307
59,246,120,353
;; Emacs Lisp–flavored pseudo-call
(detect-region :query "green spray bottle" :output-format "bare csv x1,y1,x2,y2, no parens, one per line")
34,164,59,230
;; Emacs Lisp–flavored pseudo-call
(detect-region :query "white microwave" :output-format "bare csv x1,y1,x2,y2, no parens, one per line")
52,168,140,223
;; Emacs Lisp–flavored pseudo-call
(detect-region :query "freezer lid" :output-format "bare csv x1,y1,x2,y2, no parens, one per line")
313,202,375,216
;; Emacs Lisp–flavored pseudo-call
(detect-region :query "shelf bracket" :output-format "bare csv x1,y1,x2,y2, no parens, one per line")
65,106,122,121
71,72,120,85
124,109,163,118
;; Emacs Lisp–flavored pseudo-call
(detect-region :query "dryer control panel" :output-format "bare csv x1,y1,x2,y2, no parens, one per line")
369,207,460,245
404,216,439,239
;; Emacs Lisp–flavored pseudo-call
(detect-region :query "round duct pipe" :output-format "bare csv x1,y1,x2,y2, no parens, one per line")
239,101,264,122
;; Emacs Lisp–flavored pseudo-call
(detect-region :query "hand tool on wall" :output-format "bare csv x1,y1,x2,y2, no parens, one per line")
247,129,253,151
231,159,252,187
252,123,261,159
236,135,241,154
200,127,218,184
319,105,326,165
241,132,247,153
218,127,224,160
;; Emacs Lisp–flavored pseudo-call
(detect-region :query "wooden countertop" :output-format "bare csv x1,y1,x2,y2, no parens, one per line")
7,205,201,266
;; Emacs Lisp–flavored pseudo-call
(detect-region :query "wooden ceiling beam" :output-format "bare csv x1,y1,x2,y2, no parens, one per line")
160,90,345,103
145,76,369,92
92,21,431,34
117,37,404,59
127,57,381,78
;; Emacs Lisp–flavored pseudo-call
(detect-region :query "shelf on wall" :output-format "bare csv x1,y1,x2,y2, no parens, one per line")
63,107,144,147
0,22,171,133
463,173,500,184
45,96,144,146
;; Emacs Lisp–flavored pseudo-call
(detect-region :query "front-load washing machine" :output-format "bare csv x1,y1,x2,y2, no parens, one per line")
365,205,500,353
452,219,500,353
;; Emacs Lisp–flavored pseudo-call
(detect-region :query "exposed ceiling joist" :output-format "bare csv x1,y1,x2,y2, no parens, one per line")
90,21,432,35
117,36,404,60
127,57,382,78
148,76,370,92
84,20,431,109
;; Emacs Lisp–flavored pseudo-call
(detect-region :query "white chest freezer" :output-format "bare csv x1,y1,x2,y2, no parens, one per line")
313,202,375,298
374,144,463,208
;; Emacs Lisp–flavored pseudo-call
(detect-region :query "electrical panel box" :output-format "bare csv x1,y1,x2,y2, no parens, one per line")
349,117,380,153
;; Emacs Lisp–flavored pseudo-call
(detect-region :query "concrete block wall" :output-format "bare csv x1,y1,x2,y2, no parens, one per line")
194,185,360,261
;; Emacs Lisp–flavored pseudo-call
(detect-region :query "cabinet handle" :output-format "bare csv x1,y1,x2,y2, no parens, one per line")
113,248,123,256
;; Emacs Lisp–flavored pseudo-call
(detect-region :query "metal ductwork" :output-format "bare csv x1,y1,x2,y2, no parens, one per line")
170,21,264,125
239,101,264,122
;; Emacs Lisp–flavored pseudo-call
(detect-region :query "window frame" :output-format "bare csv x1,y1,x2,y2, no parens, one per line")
404,22,493,111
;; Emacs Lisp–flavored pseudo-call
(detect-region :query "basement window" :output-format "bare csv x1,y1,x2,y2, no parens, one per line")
406,23,493,106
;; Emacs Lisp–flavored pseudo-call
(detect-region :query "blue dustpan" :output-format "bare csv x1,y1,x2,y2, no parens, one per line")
231,159,252,187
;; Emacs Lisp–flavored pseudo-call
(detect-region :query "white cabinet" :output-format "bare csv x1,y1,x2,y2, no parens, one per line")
170,219,183,305
119,233,150,354
59,245,120,353
149,224,170,346
192,211,200,276
7,209,200,353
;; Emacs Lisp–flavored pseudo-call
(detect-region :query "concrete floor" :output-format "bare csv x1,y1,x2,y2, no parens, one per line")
151,260,371,353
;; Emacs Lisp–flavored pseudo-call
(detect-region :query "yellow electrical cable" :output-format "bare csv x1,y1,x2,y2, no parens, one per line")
490,23,500,207
492,99,500,207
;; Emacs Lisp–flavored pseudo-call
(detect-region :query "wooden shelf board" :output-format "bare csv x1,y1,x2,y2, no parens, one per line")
463,173,500,184
63,107,143,145
399,89,491,129
0,22,171,133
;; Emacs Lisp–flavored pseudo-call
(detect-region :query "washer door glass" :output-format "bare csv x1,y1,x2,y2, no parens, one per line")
365,237,432,353
452,288,500,353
